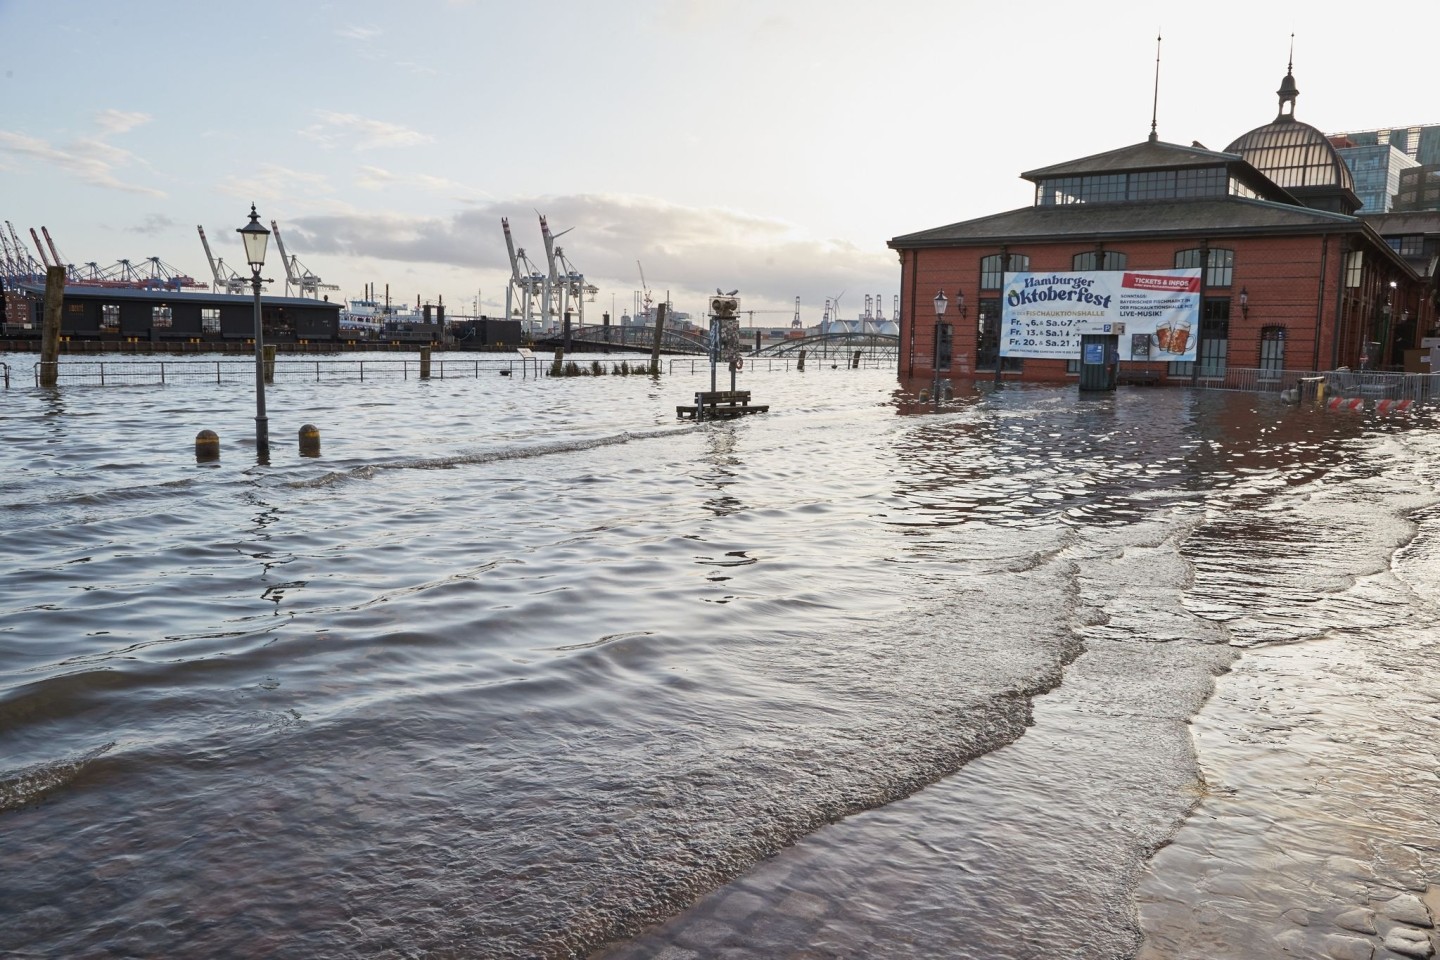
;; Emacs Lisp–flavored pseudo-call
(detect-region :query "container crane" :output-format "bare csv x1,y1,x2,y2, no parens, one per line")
30,228,52,269
197,225,247,295
501,217,546,329
41,227,65,274
271,219,339,298
538,213,592,329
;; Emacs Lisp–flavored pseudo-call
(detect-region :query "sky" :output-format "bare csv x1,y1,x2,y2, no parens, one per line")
1,0,1436,325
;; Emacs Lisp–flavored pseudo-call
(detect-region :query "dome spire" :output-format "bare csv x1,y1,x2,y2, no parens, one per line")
1148,31,1162,142
1276,33,1299,119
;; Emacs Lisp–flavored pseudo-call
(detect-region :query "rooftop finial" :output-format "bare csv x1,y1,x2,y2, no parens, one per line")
1277,33,1299,119
1149,31,1162,142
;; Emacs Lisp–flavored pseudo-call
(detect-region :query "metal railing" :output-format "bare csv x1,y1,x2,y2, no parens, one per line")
1,361,8,389
1321,369,1440,404
1189,367,1320,393
665,354,895,375
30,357,550,386
1191,366,1440,405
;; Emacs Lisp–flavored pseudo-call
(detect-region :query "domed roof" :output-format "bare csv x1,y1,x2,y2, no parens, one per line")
1225,65,1354,194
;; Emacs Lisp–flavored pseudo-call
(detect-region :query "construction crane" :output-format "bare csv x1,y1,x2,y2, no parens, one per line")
636,260,653,323
271,219,339,298
197,226,248,295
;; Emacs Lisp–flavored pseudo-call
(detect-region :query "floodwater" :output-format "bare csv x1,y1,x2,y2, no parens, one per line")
1,356,1437,959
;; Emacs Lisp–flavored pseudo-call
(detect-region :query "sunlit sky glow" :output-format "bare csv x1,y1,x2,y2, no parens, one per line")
2,0,1435,323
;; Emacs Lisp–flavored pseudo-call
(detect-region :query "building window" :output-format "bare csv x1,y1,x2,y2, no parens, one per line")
201,307,221,334
1345,250,1363,287
101,304,120,331
1072,251,1128,271
1036,167,1227,205
1386,235,1425,256
67,303,84,315
152,305,173,329
1259,326,1286,378
1174,247,1234,287
979,253,1030,289
1168,298,1230,379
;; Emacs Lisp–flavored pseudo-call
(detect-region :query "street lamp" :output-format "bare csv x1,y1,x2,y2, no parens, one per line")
932,289,948,408
238,204,271,459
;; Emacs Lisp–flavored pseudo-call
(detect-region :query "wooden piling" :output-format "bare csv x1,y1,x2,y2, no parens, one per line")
649,303,667,376
420,346,432,379
39,266,64,387
263,343,276,383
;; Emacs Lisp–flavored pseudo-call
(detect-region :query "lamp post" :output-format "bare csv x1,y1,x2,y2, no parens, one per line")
238,204,271,459
932,289,948,408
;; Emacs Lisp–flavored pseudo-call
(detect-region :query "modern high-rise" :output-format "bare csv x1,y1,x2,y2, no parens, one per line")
1331,142,1417,213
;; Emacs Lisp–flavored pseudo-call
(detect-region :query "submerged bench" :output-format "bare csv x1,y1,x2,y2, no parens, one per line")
676,389,770,420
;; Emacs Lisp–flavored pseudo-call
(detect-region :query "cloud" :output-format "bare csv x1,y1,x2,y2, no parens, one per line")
337,24,382,42
301,111,433,150
218,163,335,204
0,111,165,197
128,213,176,236
354,164,486,201
287,193,897,312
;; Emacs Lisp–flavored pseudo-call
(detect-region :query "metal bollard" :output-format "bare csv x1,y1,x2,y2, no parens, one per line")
298,423,321,457
195,429,220,462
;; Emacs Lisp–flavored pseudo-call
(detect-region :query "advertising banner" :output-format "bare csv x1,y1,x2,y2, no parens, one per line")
1000,268,1201,361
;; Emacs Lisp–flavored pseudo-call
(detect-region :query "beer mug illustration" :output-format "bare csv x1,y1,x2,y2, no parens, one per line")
1155,321,1173,352
1169,318,1193,354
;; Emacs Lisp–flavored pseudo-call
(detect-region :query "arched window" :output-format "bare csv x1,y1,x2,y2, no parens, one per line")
1174,247,1234,287
980,253,1031,289
1072,251,1128,271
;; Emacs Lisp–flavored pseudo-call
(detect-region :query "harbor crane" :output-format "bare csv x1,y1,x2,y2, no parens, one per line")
197,225,247,295
1,221,45,285
30,228,52,269
539,214,594,330
271,220,339,298
502,217,547,330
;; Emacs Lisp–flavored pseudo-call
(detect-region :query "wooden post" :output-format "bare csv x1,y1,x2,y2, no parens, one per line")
39,266,64,388
420,345,432,379
649,303,666,375
263,343,277,383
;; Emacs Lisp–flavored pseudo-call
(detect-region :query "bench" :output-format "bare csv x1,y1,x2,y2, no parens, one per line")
1117,368,1161,386
676,389,769,420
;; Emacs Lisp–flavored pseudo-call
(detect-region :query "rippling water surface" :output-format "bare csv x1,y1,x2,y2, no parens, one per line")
2,355,1439,959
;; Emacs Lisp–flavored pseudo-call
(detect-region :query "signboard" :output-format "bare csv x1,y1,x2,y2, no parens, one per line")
1000,268,1200,361
713,316,742,363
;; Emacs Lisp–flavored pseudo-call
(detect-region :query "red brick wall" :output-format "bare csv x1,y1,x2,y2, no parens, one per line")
899,232,1361,383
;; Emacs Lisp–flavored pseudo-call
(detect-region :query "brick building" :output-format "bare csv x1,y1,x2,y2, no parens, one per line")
890,66,1437,386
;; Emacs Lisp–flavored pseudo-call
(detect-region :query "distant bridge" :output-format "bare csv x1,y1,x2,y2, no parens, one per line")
755,332,899,363
534,324,899,363
533,324,709,355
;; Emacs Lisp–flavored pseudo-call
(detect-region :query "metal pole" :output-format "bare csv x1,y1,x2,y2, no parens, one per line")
933,312,941,410
252,268,269,459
